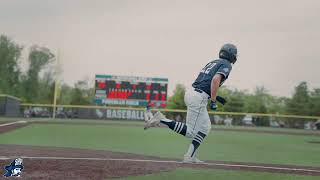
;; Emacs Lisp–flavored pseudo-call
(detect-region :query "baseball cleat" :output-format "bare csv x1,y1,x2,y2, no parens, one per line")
182,156,204,163
144,111,165,130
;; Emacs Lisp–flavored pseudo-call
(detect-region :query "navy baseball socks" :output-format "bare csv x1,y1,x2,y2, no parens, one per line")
160,118,187,136
144,112,187,137
183,131,206,163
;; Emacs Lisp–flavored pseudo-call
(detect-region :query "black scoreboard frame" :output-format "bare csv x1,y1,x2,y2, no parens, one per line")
95,74,168,107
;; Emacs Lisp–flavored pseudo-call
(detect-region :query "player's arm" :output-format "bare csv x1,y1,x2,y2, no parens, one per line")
210,74,223,101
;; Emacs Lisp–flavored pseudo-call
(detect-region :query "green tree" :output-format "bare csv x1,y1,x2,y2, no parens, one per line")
310,88,320,116
244,87,268,113
166,84,187,121
167,84,187,109
58,84,74,105
266,96,287,114
223,89,246,112
37,70,55,104
285,82,311,128
215,87,246,125
286,82,311,116
23,45,55,102
244,87,270,126
0,35,23,95
70,80,93,105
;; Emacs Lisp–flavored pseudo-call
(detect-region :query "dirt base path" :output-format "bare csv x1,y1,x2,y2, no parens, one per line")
0,144,320,180
0,121,28,134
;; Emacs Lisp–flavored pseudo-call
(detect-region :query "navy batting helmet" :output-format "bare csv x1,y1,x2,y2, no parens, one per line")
219,43,238,64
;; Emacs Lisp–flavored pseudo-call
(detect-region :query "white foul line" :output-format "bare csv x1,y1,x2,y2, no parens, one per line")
0,121,27,127
1,156,319,174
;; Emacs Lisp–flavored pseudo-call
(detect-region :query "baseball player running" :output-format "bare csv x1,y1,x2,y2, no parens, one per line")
144,43,237,163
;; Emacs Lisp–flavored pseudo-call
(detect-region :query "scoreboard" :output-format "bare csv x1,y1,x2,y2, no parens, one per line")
95,74,168,107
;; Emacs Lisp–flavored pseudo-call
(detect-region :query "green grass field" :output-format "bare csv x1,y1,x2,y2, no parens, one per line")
1,118,320,179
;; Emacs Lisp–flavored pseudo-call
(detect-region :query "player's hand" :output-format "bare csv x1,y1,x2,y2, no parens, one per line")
210,100,218,110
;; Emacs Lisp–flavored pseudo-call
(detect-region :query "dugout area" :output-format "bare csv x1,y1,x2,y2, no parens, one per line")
0,95,21,117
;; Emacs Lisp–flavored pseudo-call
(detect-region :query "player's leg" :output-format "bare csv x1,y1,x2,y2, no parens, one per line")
159,115,187,136
144,88,210,163
144,109,154,122
183,89,208,138
144,111,188,136
183,110,211,163
183,131,207,162
159,89,200,136
183,94,210,163
144,89,198,136
144,109,149,121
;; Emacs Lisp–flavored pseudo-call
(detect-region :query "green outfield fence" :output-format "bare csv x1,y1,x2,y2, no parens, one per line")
19,103,320,129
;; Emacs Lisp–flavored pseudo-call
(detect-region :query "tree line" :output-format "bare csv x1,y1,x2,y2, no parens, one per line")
0,35,92,105
167,83,320,117
1,35,319,116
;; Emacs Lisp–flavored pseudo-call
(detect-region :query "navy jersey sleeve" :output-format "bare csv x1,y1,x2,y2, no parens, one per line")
216,63,232,80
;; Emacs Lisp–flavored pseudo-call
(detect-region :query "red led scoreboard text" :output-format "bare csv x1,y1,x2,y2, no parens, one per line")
95,75,168,107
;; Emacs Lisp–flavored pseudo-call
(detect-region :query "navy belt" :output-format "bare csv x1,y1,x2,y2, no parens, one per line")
194,88,210,99
194,88,203,93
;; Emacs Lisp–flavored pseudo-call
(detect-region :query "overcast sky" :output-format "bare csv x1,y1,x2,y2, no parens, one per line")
1,0,319,96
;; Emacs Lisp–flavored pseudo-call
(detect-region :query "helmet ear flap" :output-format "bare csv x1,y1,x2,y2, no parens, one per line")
231,55,237,64
230,53,237,64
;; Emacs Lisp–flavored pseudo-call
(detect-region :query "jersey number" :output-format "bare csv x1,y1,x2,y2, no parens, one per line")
200,63,216,74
